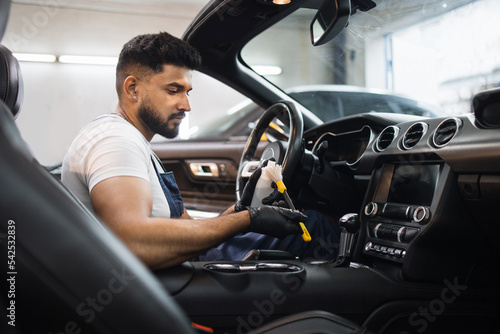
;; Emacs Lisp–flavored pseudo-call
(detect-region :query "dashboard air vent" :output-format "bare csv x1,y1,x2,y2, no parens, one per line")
375,126,399,152
433,118,462,148
401,122,427,150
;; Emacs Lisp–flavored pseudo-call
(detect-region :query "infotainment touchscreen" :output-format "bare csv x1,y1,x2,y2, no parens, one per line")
388,164,440,206
374,164,441,206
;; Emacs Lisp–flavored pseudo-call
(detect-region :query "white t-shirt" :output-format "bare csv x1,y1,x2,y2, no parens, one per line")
61,114,172,217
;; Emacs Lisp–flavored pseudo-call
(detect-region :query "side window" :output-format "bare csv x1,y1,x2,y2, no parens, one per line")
173,71,250,140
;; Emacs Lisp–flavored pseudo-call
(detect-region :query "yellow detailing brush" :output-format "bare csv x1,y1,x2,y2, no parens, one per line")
263,162,311,242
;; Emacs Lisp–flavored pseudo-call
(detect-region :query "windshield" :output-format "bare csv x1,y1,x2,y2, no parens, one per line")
241,0,500,117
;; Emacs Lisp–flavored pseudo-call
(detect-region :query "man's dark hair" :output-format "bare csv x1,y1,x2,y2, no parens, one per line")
116,32,202,97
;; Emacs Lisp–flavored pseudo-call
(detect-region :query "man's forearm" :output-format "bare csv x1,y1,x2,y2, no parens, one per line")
116,210,250,269
220,204,236,216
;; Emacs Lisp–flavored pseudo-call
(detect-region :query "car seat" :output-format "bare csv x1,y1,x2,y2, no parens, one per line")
0,3,196,331
0,50,197,334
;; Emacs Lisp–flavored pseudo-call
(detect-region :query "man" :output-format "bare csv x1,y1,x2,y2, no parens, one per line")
62,32,338,270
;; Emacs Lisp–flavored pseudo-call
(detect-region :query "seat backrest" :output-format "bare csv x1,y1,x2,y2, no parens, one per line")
0,12,195,333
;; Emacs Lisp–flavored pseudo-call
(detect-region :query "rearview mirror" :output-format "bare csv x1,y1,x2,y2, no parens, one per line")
310,0,351,46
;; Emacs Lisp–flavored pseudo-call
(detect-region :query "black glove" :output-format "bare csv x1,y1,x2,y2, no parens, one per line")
235,160,270,212
247,206,306,239
261,182,288,208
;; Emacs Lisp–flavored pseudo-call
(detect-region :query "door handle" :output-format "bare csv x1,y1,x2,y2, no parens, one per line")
189,162,219,177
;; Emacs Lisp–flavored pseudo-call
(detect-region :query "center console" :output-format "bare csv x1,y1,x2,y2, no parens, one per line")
361,163,443,264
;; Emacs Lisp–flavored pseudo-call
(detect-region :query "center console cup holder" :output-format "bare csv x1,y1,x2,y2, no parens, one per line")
204,262,303,273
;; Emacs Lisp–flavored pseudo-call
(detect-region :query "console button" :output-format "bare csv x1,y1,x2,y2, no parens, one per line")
377,226,393,239
397,227,406,242
383,203,412,219
403,227,419,241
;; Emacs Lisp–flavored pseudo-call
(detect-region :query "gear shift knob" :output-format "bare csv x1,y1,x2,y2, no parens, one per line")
339,213,360,234
336,213,360,267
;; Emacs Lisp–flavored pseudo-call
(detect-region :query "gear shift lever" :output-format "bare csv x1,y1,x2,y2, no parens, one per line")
336,213,360,267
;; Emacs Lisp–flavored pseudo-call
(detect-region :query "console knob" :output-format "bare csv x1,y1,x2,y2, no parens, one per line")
413,206,430,224
364,202,378,217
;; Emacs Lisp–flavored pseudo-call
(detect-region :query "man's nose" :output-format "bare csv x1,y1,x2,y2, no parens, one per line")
179,93,191,112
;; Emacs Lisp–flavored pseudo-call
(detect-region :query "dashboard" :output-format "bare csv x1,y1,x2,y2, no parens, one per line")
299,108,500,285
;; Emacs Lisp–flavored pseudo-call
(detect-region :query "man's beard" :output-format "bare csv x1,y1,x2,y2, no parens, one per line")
138,97,184,139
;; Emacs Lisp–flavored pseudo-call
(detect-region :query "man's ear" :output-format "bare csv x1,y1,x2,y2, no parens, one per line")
123,76,138,102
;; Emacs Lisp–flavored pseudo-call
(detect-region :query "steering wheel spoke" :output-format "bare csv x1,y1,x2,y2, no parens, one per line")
240,160,260,178
236,101,304,200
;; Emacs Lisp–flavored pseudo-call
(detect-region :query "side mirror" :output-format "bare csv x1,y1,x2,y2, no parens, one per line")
310,0,351,46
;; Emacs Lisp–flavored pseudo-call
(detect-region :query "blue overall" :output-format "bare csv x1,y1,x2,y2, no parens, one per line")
151,157,184,218
151,156,341,261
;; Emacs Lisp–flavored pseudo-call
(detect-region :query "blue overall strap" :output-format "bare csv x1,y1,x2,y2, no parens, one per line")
150,156,184,218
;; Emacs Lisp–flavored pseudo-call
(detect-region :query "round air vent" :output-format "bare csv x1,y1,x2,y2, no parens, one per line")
375,126,399,152
401,122,428,150
432,118,462,148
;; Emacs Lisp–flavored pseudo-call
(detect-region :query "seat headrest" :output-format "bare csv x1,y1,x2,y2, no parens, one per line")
0,44,23,118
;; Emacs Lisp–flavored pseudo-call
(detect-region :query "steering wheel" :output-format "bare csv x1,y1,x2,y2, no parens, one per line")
236,100,304,200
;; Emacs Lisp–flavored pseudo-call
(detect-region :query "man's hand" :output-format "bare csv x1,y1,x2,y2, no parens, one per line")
235,160,270,211
247,206,306,239
261,182,288,208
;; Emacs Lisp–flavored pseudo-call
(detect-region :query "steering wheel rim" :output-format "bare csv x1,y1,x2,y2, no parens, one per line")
236,100,304,200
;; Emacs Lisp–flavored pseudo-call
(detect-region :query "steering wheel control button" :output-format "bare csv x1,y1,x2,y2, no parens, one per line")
364,202,379,217
413,206,431,224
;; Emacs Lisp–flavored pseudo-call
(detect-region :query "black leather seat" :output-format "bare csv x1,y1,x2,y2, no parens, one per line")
0,56,196,333
0,2,196,332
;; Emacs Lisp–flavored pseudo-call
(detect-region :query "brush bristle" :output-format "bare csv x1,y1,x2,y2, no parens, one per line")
263,161,283,182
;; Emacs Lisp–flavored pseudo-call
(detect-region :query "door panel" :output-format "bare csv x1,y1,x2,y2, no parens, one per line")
152,140,265,213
